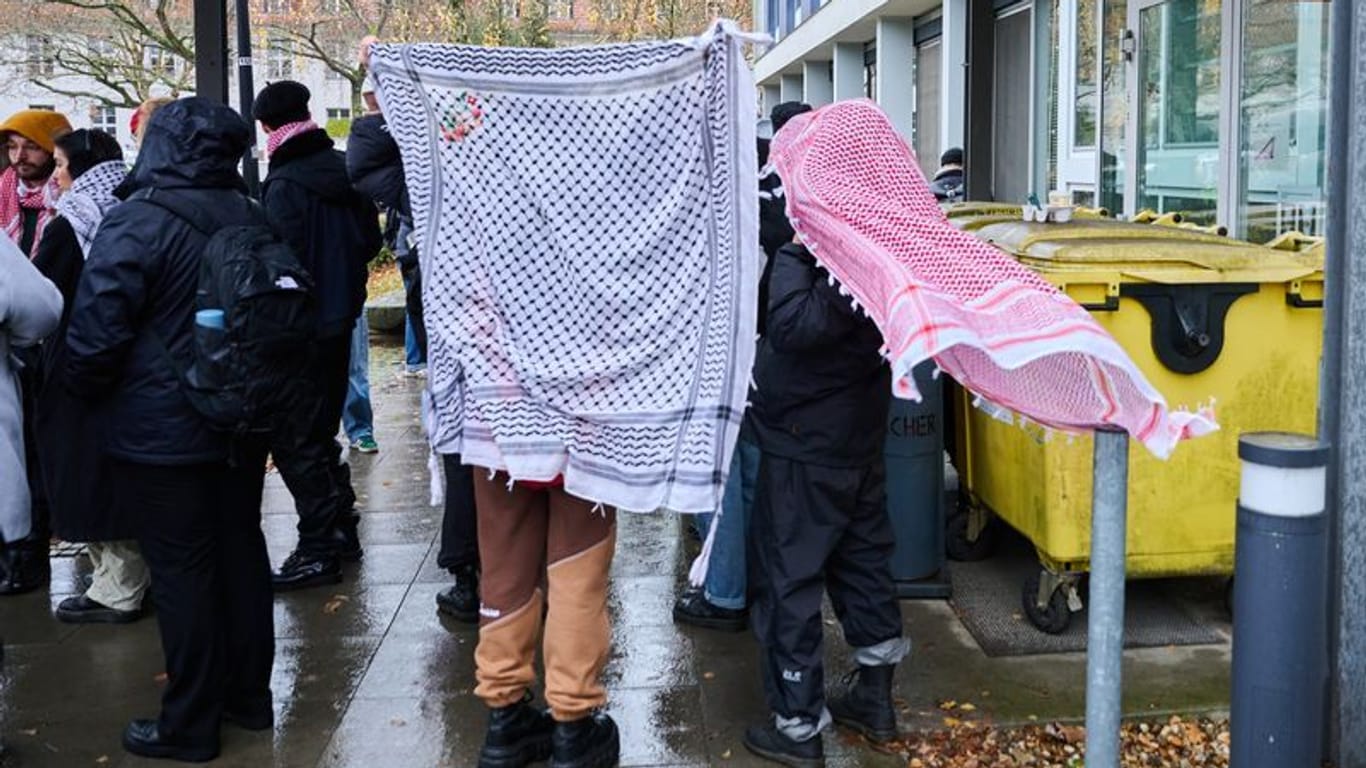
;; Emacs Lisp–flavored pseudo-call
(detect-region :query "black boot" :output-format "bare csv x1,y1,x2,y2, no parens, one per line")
436,563,479,623
549,711,619,768
334,513,363,562
827,664,898,743
0,537,49,596
742,723,824,768
479,692,553,768
121,719,219,763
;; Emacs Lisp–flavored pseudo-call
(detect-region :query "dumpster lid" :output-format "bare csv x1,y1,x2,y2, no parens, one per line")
971,220,1324,282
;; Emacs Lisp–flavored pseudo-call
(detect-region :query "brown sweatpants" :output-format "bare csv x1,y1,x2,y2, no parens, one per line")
472,471,617,722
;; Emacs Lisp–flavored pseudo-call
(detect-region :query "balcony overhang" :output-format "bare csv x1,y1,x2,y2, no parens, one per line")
753,0,940,85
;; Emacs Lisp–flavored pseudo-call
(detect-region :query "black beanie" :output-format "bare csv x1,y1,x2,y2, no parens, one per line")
253,80,312,127
940,147,964,166
770,101,813,133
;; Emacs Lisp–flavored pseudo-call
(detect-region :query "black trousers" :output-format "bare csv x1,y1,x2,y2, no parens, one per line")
18,359,48,543
748,454,904,725
115,440,274,747
399,255,427,359
272,332,354,556
436,453,479,572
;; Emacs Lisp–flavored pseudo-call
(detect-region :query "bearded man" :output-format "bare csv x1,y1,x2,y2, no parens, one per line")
0,109,72,258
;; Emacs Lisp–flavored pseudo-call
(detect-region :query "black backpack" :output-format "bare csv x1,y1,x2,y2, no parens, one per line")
133,188,316,434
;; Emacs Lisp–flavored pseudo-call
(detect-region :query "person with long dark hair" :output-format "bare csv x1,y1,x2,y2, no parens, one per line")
31,129,150,624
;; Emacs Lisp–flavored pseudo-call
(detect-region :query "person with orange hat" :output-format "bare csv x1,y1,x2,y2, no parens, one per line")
0,109,71,258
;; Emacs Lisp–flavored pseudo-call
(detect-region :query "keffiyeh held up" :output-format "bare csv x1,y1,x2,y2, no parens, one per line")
370,22,762,513
768,100,1216,458
0,167,58,258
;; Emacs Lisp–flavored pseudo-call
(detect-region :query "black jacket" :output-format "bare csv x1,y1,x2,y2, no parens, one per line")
32,218,127,541
65,97,258,466
930,167,965,202
757,170,795,337
263,129,381,340
747,243,890,467
346,113,409,219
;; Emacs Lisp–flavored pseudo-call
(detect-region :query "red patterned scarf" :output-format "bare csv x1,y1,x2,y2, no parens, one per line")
1,167,57,258
265,120,320,158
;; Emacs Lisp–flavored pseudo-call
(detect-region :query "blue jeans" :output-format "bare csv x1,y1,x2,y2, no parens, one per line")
341,314,375,443
404,316,425,370
694,437,760,610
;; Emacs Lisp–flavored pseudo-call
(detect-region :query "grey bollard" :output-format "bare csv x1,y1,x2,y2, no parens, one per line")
1232,432,1329,768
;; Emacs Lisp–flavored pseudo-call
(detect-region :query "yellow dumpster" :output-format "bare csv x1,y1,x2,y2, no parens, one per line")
944,210,1325,633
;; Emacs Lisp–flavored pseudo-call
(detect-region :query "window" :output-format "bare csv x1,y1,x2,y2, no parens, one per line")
320,0,344,11
326,108,351,121
261,0,292,12
266,39,293,79
145,44,176,76
1073,0,1098,148
501,0,519,18
26,36,54,78
28,104,55,111
91,105,118,137
863,43,877,100
549,0,573,20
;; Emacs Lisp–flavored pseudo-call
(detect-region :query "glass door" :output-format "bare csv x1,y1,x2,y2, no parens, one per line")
1126,0,1222,226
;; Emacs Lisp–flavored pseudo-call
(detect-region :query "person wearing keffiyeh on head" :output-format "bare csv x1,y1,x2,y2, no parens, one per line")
0,109,71,258
252,80,384,592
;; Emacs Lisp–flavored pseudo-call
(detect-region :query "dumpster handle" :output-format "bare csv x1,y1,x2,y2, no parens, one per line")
1287,280,1325,309
1079,295,1120,312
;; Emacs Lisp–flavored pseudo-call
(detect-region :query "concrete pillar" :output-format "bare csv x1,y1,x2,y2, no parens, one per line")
780,72,804,104
833,42,865,101
802,60,834,106
761,83,783,117
940,0,968,152
876,17,916,141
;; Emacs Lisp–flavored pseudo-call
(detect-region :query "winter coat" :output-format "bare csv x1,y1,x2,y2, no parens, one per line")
929,167,965,202
262,129,382,340
346,114,409,220
757,168,795,337
66,97,260,467
0,235,61,543
31,218,128,541
747,243,891,468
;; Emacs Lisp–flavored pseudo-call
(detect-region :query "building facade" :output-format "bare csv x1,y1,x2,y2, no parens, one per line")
752,0,1328,243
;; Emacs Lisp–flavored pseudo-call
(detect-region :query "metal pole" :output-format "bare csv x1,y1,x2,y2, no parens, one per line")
1321,0,1366,761
234,0,260,197
1084,428,1129,768
193,0,229,103
1231,433,1329,768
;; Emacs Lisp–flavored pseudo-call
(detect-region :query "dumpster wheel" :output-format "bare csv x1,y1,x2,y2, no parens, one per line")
1021,569,1078,634
946,498,997,562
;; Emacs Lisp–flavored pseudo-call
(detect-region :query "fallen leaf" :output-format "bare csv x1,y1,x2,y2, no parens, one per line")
323,595,351,614
943,717,961,727
938,699,958,711
96,757,110,765
703,671,715,680
18,729,37,737
960,702,977,712
390,718,407,727
154,673,169,684
720,749,731,759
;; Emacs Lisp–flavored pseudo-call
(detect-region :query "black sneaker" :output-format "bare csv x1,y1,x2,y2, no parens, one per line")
436,564,480,623
55,594,142,625
742,723,824,768
121,718,218,763
271,550,343,592
479,692,554,768
0,539,49,596
672,590,746,632
549,711,619,768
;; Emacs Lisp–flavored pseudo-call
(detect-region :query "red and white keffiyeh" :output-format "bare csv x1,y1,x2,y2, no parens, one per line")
265,120,320,158
769,100,1216,458
0,167,58,258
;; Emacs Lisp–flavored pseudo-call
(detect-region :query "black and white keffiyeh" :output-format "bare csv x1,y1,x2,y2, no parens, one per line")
55,160,126,259
369,22,761,514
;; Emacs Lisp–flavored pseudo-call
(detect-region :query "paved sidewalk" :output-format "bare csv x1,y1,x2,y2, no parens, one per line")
0,339,1230,768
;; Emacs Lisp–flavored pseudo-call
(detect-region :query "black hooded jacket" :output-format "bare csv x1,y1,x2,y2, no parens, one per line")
65,97,260,465
262,128,381,339
747,243,891,467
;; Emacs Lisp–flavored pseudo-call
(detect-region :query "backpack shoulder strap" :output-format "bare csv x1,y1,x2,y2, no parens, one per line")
127,188,224,236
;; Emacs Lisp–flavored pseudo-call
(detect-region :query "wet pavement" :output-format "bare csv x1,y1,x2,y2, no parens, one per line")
0,338,1231,767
